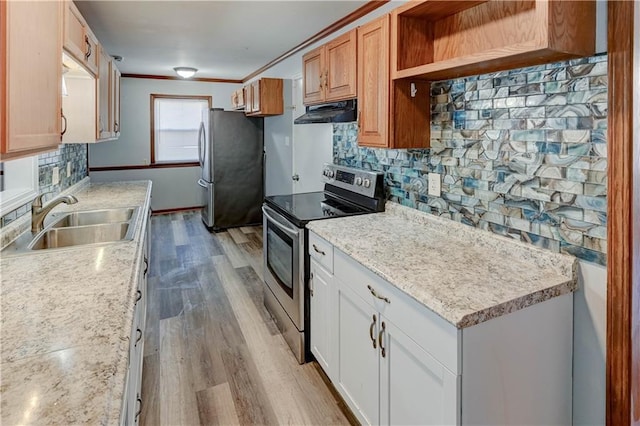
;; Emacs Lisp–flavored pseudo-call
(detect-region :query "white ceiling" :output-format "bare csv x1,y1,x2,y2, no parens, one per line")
75,0,369,81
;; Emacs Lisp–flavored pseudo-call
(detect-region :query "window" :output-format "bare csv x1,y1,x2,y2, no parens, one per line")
0,156,39,217
151,94,212,164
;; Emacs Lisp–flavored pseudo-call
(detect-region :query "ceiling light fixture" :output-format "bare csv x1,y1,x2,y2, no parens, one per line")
174,67,198,79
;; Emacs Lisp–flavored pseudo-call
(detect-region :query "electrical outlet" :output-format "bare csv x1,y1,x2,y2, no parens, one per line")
52,167,60,185
67,161,71,176
428,172,441,197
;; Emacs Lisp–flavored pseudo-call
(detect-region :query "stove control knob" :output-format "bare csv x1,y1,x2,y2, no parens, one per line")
328,170,335,178
355,176,363,186
363,178,371,188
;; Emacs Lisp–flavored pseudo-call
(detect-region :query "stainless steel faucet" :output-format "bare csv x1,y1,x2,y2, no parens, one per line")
31,193,79,233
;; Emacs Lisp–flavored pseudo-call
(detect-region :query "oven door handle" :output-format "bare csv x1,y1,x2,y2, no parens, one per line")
262,205,300,238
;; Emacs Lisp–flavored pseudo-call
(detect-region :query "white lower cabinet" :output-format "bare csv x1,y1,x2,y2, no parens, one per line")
309,258,334,377
121,214,150,425
308,230,573,426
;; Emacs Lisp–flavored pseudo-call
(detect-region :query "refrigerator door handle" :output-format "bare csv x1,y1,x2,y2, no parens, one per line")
197,178,208,189
198,121,205,168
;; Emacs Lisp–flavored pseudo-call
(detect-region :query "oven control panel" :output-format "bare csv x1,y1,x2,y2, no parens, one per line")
322,163,383,198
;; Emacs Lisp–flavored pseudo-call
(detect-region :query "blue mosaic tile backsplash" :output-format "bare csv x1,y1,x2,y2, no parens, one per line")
334,54,608,265
0,144,88,228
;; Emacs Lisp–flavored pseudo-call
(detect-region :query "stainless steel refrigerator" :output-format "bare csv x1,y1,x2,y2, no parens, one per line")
197,108,264,230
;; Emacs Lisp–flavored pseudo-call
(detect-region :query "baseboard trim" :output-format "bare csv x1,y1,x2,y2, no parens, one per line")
152,206,202,215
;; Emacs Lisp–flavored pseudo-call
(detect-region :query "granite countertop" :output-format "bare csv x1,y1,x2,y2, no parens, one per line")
307,202,577,329
0,180,152,425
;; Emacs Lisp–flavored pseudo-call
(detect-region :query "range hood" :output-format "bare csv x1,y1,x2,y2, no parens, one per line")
294,99,357,124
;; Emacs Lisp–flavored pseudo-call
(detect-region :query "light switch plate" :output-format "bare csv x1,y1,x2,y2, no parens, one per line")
52,167,59,185
428,173,441,197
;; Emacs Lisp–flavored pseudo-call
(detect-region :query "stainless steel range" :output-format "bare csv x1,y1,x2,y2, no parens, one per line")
262,163,385,363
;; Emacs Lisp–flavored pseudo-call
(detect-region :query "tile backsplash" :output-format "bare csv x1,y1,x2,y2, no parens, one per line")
0,144,88,228
334,54,607,265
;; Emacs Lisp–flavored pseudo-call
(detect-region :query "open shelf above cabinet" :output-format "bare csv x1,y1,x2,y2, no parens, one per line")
391,0,595,81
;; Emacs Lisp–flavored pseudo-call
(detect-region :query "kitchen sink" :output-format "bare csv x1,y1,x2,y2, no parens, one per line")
50,207,137,228
29,222,133,250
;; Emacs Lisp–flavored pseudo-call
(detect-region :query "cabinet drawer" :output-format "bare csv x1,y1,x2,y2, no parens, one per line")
309,231,333,273
334,248,459,374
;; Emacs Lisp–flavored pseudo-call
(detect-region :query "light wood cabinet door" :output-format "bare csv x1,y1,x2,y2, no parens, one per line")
379,317,459,425
251,80,260,112
357,15,390,148
244,85,253,113
97,46,113,139
63,1,98,76
1,0,63,160
325,29,357,102
336,281,379,425
302,45,324,105
111,62,121,136
310,260,335,379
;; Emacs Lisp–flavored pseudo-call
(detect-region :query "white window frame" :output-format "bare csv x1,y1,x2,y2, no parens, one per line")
150,94,212,165
0,156,39,217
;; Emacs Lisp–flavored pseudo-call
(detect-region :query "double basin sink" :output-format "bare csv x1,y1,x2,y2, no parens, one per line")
3,207,139,255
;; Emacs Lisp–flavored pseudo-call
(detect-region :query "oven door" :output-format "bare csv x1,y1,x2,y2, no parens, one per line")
262,204,304,330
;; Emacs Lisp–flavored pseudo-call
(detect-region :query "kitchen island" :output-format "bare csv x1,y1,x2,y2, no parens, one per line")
0,180,152,425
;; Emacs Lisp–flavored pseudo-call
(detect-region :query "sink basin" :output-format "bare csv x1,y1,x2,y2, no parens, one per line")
29,223,133,250
50,207,137,228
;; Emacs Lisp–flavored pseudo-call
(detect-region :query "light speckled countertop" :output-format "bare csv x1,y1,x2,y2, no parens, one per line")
0,180,152,425
307,202,577,328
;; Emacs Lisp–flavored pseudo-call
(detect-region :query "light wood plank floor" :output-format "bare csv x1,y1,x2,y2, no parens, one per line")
140,211,351,426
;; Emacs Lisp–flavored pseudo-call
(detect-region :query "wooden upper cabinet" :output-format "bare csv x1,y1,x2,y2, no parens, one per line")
302,46,324,105
303,29,357,105
391,0,595,81
1,0,63,160
245,78,283,117
357,14,431,149
97,46,113,140
357,16,389,148
325,30,357,101
63,1,98,76
111,61,121,136
230,88,245,110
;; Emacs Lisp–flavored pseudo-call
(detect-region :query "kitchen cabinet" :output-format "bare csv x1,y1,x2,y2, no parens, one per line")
302,29,356,105
231,88,245,110
1,0,63,161
63,0,99,76
111,61,121,137
121,211,150,426
390,0,595,81
309,229,573,425
357,15,430,149
309,233,335,378
244,78,283,117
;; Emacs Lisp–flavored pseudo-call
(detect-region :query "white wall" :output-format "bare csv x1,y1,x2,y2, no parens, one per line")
89,77,241,211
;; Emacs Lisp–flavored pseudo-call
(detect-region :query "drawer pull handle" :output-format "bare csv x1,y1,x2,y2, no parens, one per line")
309,272,314,297
312,244,325,256
379,321,386,357
367,285,391,304
143,256,149,276
135,396,142,418
135,290,142,303
135,328,142,345
369,314,377,349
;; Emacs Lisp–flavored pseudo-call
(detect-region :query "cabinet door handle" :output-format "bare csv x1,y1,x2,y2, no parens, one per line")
135,328,142,345
135,290,142,303
309,272,314,297
312,244,325,256
379,321,386,357
369,314,377,349
84,35,92,60
114,121,119,133
324,70,329,89
61,110,67,136
143,256,148,276
367,285,390,304
135,396,142,418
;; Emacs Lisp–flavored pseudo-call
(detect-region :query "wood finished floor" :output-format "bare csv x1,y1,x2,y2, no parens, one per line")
140,211,351,426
